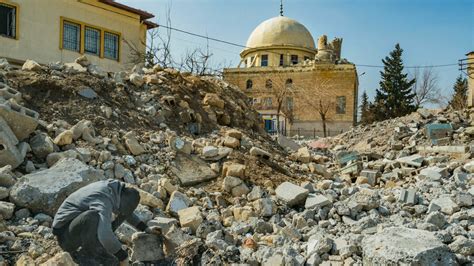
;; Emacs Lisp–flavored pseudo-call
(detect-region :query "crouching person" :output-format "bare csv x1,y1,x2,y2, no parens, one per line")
52,179,148,266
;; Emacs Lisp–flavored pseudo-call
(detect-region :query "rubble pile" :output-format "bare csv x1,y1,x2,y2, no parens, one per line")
0,57,473,265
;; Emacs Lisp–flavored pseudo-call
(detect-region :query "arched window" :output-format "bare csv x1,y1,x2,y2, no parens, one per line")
265,79,272,89
246,79,253,89
286,78,293,87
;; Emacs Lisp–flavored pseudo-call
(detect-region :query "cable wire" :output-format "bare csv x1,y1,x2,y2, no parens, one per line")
156,24,459,69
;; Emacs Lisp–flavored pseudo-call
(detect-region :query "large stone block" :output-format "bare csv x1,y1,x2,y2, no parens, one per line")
170,154,217,186
362,227,456,265
178,206,203,233
10,158,104,215
131,232,164,262
0,101,39,141
275,182,309,206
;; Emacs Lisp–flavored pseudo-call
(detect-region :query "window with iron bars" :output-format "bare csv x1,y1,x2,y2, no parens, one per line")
104,32,119,60
85,27,101,56
0,3,16,39
63,21,80,52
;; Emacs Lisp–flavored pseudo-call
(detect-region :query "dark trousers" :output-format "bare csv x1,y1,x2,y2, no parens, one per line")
53,210,102,253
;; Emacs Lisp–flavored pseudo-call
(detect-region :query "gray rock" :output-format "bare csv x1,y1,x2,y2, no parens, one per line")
305,194,331,209
425,211,447,229
222,176,249,197
147,217,178,235
247,186,263,201
307,234,333,255
9,158,104,215
349,188,379,211
170,154,217,186
0,165,16,187
428,196,460,215
130,232,164,262
253,198,276,217
0,201,14,219
362,227,456,265
78,87,97,99
275,182,309,206
166,191,190,216
29,132,54,159
0,187,9,200
448,236,474,256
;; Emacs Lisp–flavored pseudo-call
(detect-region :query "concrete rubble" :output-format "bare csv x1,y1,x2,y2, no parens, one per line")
0,57,472,265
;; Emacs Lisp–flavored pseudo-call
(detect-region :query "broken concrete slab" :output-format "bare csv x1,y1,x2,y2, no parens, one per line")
396,154,425,168
250,147,271,160
131,232,164,262
170,154,217,186
178,206,203,233
275,182,309,206
428,196,460,215
0,101,39,141
277,134,300,151
10,158,104,215
399,188,417,205
416,145,468,154
305,194,331,209
419,166,449,181
362,227,456,265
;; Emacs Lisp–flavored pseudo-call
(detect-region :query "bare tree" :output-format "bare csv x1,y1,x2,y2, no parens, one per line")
411,67,442,107
270,74,294,134
124,2,174,68
295,78,336,137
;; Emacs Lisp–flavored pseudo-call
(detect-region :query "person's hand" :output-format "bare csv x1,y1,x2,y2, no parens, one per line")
145,226,162,235
119,259,130,266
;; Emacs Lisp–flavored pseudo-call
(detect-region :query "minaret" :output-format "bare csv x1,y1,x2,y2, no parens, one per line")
280,0,284,16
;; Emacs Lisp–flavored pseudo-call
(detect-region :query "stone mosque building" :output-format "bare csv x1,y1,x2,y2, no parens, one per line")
223,12,359,137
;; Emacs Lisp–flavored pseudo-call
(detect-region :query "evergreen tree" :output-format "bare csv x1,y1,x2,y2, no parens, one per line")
449,75,468,110
373,44,416,121
359,91,372,125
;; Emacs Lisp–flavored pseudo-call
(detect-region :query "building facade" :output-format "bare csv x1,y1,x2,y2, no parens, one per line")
223,15,358,137
0,0,157,72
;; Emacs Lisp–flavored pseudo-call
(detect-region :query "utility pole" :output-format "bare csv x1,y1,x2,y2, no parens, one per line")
459,51,474,107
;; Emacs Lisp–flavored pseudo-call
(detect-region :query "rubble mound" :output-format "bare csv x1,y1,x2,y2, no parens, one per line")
0,58,472,265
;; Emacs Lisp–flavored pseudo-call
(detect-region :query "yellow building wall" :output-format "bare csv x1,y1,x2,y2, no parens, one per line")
224,64,358,136
0,0,148,72
242,47,315,67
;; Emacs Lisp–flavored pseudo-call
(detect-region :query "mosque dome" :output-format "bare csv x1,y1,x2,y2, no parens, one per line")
245,16,315,50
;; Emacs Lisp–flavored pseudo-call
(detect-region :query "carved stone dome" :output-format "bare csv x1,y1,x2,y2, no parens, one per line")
245,16,315,50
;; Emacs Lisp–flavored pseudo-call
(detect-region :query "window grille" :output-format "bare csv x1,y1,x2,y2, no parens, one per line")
104,32,119,60
246,79,253,89
85,27,101,56
0,4,16,38
261,54,268,67
291,55,298,65
63,21,80,51
336,96,346,114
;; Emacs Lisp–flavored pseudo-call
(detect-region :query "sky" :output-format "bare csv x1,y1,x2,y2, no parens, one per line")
119,0,473,105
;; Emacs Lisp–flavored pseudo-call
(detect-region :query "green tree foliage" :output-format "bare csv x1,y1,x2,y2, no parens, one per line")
372,44,416,121
448,75,468,110
359,91,373,125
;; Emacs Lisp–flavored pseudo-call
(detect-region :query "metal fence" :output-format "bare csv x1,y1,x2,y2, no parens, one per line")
268,128,344,138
